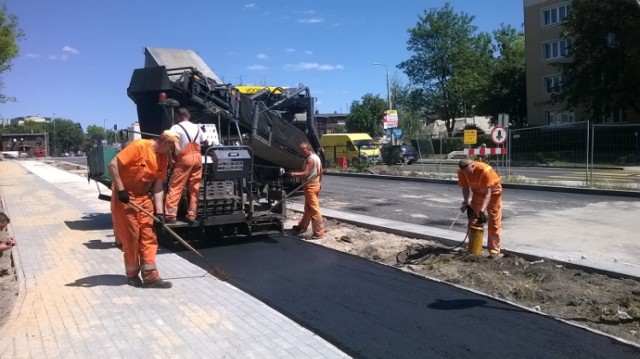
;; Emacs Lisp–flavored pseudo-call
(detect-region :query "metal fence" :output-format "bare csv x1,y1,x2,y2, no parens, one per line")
410,122,640,190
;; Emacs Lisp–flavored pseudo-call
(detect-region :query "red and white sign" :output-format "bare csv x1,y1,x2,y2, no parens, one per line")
490,126,507,145
464,147,507,155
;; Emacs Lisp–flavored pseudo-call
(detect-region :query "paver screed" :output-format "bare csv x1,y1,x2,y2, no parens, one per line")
0,160,349,358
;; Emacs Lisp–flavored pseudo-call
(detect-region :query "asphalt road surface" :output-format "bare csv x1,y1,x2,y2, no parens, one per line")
178,235,640,358
294,175,639,234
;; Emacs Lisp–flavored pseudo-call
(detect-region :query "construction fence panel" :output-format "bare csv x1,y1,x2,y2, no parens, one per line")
590,124,640,190
509,122,589,168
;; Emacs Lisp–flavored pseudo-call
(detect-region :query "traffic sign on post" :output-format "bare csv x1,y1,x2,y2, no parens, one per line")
498,113,509,128
490,126,507,145
464,130,477,145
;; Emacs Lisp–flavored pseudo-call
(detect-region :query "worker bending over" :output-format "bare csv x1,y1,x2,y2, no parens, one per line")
165,108,207,224
108,130,180,288
289,141,324,239
457,158,503,255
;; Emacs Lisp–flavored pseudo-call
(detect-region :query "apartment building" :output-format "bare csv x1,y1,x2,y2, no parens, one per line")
524,0,575,126
523,0,640,126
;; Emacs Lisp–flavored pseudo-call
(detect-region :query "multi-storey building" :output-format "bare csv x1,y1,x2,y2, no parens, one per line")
523,0,640,126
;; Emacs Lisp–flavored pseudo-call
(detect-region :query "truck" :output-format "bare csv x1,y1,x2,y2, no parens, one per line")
320,133,381,166
87,47,324,245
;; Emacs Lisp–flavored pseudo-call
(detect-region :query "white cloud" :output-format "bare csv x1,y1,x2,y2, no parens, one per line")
297,10,316,15
256,53,268,60
62,46,79,55
48,55,58,60
244,3,255,9
284,62,344,71
26,53,40,58
226,51,237,56
247,64,268,71
298,18,324,24
60,54,69,61
304,50,313,55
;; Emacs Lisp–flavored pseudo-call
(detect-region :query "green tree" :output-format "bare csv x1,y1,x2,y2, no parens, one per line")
0,4,24,103
345,94,387,137
49,118,84,155
399,2,493,135
481,24,527,128
555,0,640,118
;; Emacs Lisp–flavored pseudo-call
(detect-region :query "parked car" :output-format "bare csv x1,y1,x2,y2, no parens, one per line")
381,144,419,165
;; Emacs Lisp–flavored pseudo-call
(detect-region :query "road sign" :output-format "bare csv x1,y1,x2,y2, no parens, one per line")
464,130,477,145
498,113,509,128
490,126,507,145
384,110,399,129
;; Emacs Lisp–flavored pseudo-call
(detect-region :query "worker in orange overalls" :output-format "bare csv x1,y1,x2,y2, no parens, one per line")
457,158,503,256
165,108,206,224
108,130,180,288
289,141,324,239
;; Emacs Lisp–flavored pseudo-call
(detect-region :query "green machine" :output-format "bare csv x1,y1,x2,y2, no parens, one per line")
87,145,118,188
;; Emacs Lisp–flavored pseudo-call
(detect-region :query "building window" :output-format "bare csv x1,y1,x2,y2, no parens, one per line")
545,110,574,126
543,3,571,26
544,75,563,94
543,39,572,60
599,105,628,123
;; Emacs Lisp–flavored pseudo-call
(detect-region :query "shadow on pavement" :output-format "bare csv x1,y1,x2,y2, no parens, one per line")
82,239,118,250
65,213,113,231
428,298,526,314
66,274,126,287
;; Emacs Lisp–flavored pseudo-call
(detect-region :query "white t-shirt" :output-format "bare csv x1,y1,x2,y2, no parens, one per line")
170,121,204,154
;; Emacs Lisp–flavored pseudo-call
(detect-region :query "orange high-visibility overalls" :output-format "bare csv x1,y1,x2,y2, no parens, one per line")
457,161,503,253
165,124,202,221
297,153,324,238
111,139,168,282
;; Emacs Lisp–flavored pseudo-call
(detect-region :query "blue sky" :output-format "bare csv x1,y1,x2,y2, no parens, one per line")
1,0,523,131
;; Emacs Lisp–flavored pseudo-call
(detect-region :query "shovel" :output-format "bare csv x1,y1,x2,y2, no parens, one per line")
127,201,229,281
102,193,229,281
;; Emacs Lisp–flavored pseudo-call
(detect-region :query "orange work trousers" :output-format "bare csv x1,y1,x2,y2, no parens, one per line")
111,191,160,282
297,182,324,237
110,193,122,247
165,145,202,220
470,189,502,253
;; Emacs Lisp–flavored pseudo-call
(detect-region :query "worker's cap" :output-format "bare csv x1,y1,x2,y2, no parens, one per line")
458,158,473,169
160,130,180,151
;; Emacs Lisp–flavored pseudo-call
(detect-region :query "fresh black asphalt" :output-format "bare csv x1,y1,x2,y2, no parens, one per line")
177,235,640,359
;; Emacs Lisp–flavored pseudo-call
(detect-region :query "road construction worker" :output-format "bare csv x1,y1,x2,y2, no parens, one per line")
108,130,180,288
457,158,503,255
165,108,206,224
289,141,324,239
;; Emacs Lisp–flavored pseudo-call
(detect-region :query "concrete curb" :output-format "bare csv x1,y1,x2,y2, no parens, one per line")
325,171,640,198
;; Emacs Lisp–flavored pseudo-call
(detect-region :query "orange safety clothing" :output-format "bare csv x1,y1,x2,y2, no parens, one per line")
165,123,203,220
112,139,168,282
297,153,324,237
457,161,503,253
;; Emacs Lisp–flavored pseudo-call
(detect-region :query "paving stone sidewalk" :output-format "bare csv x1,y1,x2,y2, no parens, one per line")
0,160,349,358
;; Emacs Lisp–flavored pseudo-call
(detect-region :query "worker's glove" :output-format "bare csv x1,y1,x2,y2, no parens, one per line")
117,190,130,204
153,214,165,233
477,211,487,225
460,203,469,213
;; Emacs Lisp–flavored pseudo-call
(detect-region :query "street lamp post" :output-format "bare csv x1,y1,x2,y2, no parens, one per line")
52,113,56,157
372,63,392,110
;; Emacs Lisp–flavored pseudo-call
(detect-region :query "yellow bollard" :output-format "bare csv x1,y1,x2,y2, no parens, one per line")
468,224,484,255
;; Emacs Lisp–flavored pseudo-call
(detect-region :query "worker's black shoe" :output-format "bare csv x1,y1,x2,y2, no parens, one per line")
292,225,301,231
185,216,196,225
143,278,172,289
164,217,177,224
127,276,143,288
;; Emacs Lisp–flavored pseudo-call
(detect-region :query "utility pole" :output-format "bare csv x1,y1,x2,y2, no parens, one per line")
372,63,392,110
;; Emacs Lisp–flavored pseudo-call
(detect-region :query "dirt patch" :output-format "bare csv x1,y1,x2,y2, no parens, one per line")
287,215,640,345
0,200,18,329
